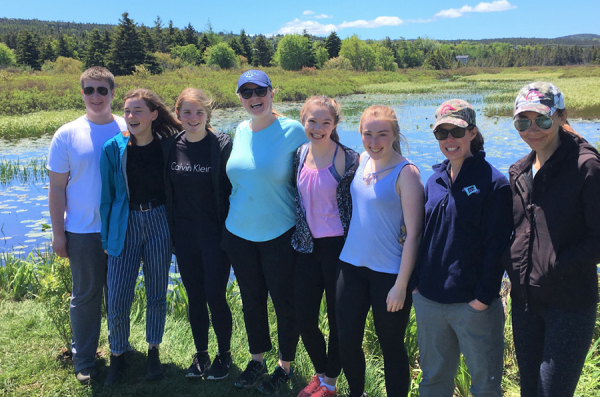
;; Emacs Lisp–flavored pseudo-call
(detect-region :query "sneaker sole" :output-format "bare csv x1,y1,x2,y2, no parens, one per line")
205,373,229,380
234,376,264,388
185,373,205,378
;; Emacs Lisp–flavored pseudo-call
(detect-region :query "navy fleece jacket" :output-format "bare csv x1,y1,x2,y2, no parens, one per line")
411,151,513,305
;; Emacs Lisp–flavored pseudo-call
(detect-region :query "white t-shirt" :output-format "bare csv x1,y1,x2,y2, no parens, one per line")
47,115,127,233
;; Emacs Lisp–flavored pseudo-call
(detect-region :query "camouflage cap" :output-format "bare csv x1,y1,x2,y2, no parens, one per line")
514,82,565,117
433,99,476,130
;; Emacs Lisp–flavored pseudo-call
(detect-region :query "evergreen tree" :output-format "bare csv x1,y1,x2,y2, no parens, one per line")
57,34,73,58
139,25,156,53
228,36,243,57
239,29,253,64
199,33,211,55
153,16,167,52
83,28,107,68
324,31,341,58
184,23,197,46
302,30,317,67
15,30,40,69
253,34,273,67
38,38,56,64
105,12,146,75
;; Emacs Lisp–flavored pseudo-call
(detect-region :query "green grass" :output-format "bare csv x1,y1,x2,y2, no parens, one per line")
2,253,599,396
2,66,599,139
0,157,48,183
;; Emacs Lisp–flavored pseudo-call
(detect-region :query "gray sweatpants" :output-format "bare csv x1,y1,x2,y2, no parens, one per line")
66,232,107,372
413,292,504,397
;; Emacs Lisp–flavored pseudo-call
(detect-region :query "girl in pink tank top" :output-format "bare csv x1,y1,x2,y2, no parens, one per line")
292,96,359,397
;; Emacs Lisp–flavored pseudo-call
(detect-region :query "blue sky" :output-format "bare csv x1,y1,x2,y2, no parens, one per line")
2,0,599,40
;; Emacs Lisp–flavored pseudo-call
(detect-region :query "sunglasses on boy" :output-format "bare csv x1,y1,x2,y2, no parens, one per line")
513,116,553,132
433,126,470,141
82,86,110,96
239,86,269,99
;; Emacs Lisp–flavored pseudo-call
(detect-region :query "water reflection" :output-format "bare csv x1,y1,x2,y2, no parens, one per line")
2,93,600,257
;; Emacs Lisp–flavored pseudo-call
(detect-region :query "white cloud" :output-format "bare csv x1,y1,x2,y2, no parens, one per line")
338,16,404,29
277,15,402,35
303,10,315,15
277,19,338,36
314,14,333,19
434,0,517,19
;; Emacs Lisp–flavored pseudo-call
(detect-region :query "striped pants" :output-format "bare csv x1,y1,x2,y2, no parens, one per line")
107,205,172,354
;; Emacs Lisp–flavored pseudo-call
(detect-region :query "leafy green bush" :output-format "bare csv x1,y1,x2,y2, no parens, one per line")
205,42,239,69
0,43,16,67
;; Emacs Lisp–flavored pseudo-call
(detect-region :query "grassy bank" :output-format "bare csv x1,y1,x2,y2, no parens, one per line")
1,65,599,139
1,253,599,396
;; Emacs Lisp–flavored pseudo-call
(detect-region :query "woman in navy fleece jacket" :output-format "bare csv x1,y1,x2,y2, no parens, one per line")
410,99,513,397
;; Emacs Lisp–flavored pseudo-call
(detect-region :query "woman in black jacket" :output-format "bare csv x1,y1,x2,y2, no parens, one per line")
507,82,600,397
163,88,233,381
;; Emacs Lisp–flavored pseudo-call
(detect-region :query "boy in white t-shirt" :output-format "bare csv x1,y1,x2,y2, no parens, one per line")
47,66,127,384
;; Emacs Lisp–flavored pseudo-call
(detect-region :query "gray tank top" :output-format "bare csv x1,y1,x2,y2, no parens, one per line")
339,155,413,274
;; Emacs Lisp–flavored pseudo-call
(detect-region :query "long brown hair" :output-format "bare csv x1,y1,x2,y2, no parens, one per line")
300,96,342,143
175,88,215,133
123,89,182,146
556,108,582,139
359,105,406,154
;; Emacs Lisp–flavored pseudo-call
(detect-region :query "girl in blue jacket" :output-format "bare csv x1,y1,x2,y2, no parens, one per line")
100,88,182,387
410,99,512,397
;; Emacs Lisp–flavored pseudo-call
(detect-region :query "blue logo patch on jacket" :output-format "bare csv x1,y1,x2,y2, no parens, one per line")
463,185,480,196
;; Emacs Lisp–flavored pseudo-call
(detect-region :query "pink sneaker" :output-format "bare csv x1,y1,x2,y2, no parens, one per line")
312,385,337,397
297,374,322,397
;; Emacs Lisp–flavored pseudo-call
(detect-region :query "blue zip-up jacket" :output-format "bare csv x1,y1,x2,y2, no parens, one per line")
100,132,130,257
410,151,513,305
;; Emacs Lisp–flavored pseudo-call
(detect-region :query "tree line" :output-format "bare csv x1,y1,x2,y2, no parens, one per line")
1,13,600,75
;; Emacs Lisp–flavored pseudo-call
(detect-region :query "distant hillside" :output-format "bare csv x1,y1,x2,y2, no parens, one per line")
441,34,600,47
0,17,114,37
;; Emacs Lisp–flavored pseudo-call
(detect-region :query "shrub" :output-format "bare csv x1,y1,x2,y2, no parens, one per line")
170,44,203,66
0,43,16,67
205,42,239,69
273,34,313,71
133,64,150,80
41,57,83,74
323,56,354,70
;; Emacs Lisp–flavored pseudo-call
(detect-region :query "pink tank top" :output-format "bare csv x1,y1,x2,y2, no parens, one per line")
298,147,344,239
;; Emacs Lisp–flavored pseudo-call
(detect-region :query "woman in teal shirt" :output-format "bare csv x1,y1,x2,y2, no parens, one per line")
221,70,308,394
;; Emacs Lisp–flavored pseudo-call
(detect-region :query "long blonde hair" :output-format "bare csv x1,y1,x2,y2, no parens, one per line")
175,88,215,133
359,105,406,154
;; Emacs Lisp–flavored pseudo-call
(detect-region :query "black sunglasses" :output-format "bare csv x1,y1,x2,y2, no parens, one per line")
83,86,109,96
514,116,553,132
239,86,268,99
433,126,468,141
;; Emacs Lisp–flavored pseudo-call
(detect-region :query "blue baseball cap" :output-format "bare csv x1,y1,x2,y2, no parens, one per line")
237,70,272,93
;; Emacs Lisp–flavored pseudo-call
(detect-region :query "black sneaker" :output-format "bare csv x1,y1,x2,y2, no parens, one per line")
205,352,231,380
75,366,98,385
186,352,210,378
234,359,267,388
104,354,126,387
146,347,163,381
257,366,293,394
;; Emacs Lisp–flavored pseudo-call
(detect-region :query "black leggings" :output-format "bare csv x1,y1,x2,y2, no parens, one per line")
174,220,232,354
336,260,412,397
295,236,345,379
222,227,299,362
512,299,597,397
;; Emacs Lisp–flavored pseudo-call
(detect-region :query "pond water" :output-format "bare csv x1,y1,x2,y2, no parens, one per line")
2,92,600,259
